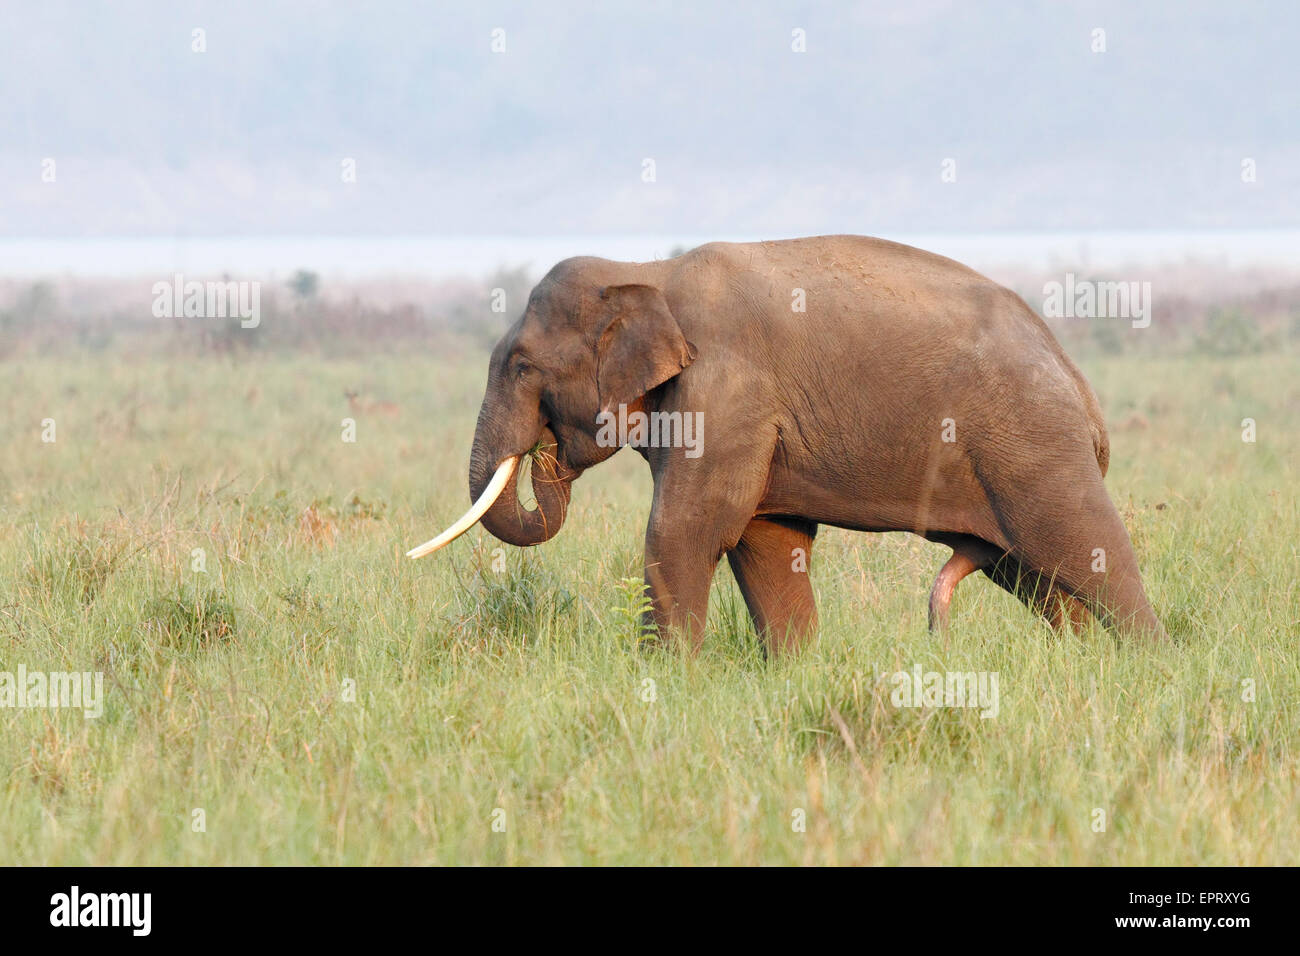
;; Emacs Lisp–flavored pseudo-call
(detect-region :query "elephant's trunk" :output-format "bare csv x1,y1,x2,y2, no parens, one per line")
405,423,575,560
468,425,574,547
405,424,575,559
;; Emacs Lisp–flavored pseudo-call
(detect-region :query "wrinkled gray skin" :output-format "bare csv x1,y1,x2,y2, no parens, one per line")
466,235,1165,654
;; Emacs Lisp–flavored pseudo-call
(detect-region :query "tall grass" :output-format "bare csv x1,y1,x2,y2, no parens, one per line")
0,353,1295,864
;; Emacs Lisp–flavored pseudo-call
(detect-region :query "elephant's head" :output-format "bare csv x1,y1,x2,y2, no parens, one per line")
407,257,696,558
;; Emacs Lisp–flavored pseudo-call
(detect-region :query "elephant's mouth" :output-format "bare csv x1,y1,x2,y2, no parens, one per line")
407,426,577,558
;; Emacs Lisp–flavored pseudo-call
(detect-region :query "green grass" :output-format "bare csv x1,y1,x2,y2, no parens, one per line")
0,353,1296,864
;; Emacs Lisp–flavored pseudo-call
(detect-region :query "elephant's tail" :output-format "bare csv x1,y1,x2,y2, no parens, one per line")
1090,413,1110,478
1070,366,1110,478
1012,287,1111,478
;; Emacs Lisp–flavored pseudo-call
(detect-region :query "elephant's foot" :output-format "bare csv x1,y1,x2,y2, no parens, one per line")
1043,590,1093,631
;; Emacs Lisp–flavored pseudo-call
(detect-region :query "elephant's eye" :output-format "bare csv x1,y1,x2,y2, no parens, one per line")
514,360,532,380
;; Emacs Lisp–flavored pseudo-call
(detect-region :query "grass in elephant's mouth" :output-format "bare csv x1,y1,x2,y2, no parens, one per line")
0,353,1295,864
526,438,564,474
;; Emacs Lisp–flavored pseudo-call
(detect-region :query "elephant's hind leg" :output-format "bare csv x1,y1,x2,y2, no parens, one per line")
986,469,1165,640
726,516,819,657
982,556,1092,632
927,538,1091,634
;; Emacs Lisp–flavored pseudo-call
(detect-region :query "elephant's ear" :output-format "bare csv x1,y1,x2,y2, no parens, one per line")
594,284,697,413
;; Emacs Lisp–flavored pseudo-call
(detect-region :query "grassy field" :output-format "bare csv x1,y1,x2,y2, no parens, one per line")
0,351,1296,865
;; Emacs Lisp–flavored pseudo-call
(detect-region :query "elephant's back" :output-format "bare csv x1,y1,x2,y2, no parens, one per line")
674,235,1109,474
680,235,1057,369
686,234,989,298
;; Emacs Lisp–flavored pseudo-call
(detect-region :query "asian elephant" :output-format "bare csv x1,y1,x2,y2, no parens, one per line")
408,235,1166,654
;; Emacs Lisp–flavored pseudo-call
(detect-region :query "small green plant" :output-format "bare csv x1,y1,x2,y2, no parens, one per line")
609,575,654,646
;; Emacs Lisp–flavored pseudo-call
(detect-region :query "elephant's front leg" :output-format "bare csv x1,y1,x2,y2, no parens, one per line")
642,518,727,652
638,423,779,651
726,516,819,656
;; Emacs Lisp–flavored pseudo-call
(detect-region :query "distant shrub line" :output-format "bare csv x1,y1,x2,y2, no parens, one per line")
2,266,1297,359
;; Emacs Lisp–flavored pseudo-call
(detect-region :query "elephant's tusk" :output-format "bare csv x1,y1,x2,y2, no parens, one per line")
406,457,519,559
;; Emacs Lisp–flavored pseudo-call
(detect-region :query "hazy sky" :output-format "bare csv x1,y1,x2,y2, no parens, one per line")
3,0,1296,238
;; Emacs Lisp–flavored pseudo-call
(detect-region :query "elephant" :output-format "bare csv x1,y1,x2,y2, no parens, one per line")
408,235,1166,654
